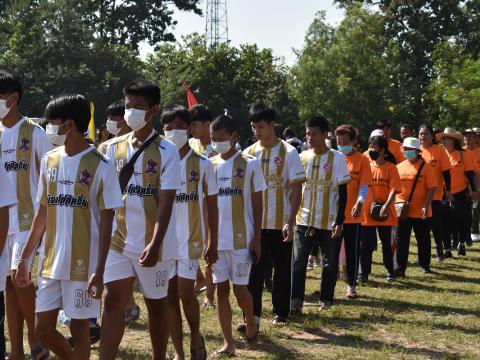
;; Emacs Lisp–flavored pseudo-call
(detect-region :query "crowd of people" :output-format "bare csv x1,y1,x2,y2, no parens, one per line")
0,70,478,360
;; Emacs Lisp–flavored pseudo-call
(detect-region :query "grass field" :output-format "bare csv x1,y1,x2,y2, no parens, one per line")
8,241,480,359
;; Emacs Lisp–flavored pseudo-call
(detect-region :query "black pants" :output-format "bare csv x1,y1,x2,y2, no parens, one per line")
292,226,342,305
443,189,470,250
343,223,361,287
248,229,292,318
360,226,394,277
395,217,431,272
0,291,4,359
430,200,444,255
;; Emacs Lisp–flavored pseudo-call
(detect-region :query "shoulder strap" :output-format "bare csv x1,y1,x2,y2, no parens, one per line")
407,160,425,203
118,132,160,192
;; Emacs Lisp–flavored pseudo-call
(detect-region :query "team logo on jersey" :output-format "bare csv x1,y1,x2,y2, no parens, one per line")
145,159,159,175
78,170,93,187
274,156,283,167
73,259,86,274
233,167,244,179
189,170,199,182
323,162,333,172
18,138,31,151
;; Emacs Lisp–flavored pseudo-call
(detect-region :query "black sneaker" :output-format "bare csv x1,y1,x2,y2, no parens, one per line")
386,273,396,283
466,238,473,247
395,270,406,278
457,244,466,257
423,267,433,274
359,276,368,284
273,315,288,326
444,250,453,259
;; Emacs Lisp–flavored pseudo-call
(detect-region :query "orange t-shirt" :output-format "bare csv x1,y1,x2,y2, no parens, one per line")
396,160,437,218
420,144,451,201
445,149,474,194
388,138,405,163
344,151,372,224
362,161,401,226
464,148,480,172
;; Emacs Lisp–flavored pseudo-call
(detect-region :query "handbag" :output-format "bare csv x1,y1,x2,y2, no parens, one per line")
369,200,387,222
119,132,160,192
394,160,425,221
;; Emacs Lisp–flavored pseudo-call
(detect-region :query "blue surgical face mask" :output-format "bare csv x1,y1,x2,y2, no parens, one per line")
403,150,418,160
337,145,353,155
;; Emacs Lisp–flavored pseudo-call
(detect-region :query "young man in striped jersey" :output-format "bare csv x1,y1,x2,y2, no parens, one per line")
0,71,51,360
161,105,218,360
243,104,306,326
100,80,181,360
16,94,123,360
291,115,351,312
98,100,132,155
210,115,266,356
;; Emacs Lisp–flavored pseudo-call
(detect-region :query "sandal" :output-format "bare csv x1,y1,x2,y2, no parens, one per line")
125,305,140,323
190,335,207,360
31,344,49,360
212,349,235,358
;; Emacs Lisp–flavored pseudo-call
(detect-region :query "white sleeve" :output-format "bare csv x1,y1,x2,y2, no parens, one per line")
204,159,218,196
336,153,351,186
251,159,267,193
159,141,181,191
97,160,124,210
286,149,307,185
0,165,16,207
36,156,47,205
34,126,53,160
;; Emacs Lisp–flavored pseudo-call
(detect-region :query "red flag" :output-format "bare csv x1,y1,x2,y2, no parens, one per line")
182,81,198,109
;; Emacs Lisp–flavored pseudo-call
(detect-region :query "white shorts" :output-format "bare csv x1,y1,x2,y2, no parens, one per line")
104,250,172,300
35,277,100,320
7,231,33,271
212,249,252,286
169,259,199,281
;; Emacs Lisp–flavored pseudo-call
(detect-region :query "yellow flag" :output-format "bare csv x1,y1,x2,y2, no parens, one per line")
89,102,95,141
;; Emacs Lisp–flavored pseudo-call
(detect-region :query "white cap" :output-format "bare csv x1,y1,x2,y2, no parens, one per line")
402,137,421,150
370,129,385,138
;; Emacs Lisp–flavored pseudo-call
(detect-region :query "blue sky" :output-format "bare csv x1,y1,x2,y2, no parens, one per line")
141,0,344,65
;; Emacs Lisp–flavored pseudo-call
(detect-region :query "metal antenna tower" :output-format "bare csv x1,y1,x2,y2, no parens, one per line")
205,0,229,49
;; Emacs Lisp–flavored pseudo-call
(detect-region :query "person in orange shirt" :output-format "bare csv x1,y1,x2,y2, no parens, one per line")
463,129,480,246
335,125,372,299
361,136,401,283
376,120,405,163
437,128,479,257
419,124,452,261
394,137,437,276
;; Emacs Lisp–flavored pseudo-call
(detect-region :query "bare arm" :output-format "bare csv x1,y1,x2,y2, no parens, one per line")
0,207,8,255
250,190,263,262
87,209,114,298
139,189,176,267
283,182,302,242
204,194,218,266
422,187,437,219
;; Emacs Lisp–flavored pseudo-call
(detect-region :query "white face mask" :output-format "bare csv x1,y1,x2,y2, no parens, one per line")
164,129,188,149
212,140,232,154
124,108,147,132
106,119,121,136
0,98,12,119
46,123,69,146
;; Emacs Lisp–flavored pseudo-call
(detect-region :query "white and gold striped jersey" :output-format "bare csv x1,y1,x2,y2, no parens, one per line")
105,131,181,261
244,140,306,230
189,138,217,158
0,117,51,234
98,136,119,155
211,152,267,251
37,146,123,281
174,149,218,260
297,149,351,231
0,164,16,209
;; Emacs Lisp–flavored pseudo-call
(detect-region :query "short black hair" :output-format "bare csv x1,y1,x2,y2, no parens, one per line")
306,115,329,133
0,71,22,104
418,124,436,144
249,104,276,123
189,104,213,123
106,100,125,118
401,123,414,131
44,94,91,133
376,120,392,129
283,127,295,139
211,115,236,135
161,105,191,125
123,79,161,107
